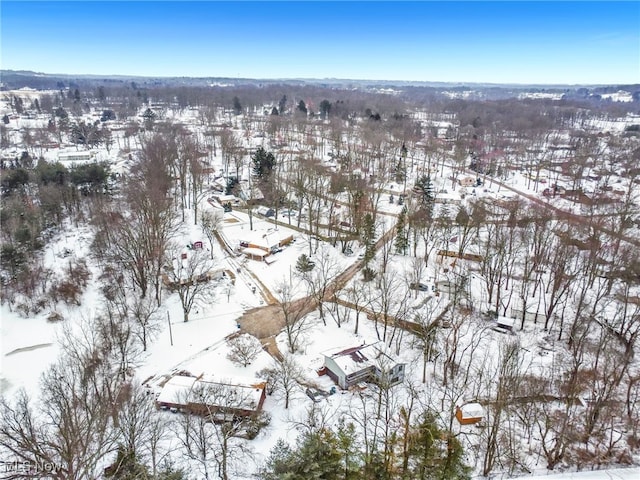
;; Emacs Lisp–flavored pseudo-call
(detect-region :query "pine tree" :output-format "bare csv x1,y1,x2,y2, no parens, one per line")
297,100,307,115
360,213,377,281
295,254,315,273
395,206,408,255
260,430,344,479
415,174,434,205
260,439,296,479
278,95,287,114
336,420,361,480
360,213,375,264
232,96,242,115
407,411,471,480
251,147,276,180
319,99,331,119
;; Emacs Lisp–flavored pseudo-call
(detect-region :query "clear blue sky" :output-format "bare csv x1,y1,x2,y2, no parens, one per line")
1,1,638,85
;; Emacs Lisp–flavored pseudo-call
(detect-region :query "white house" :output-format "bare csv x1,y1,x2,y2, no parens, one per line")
322,343,405,390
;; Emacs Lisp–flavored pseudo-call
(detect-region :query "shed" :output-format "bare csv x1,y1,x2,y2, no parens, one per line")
455,403,484,425
495,316,515,332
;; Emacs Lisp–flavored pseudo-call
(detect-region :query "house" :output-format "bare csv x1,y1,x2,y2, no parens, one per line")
256,206,275,217
458,176,476,187
156,375,267,419
436,250,483,263
455,403,484,425
322,343,406,390
58,151,95,163
211,194,242,206
239,231,294,260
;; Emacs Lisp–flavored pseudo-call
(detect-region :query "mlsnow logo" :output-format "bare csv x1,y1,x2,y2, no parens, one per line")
1,460,62,474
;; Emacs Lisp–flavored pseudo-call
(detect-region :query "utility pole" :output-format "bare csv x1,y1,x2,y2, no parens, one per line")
167,311,173,346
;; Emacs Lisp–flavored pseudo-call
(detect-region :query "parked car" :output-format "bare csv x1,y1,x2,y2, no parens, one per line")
409,282,429,292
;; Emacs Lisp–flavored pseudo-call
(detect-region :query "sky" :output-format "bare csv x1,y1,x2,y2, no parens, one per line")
1,1,639,85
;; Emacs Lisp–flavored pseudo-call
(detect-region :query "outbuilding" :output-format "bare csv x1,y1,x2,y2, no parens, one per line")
455,403,484,425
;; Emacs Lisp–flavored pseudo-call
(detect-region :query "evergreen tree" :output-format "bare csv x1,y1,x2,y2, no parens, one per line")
297,100,307,115
260,430,344,480
395,206,408,255
141,108,156,131
295,253,315,273
12,96,24,114
261,439,296,479
360,213,376,263
54,106,68,119
252,147,276,180
104,445,149,479
360,213,377,281
336,420,361,480
97,85,106,102
319,99,331,119
415,174,434,205
394,158,406,184
232,96,242,115
278,95,287,114
407,411,471,480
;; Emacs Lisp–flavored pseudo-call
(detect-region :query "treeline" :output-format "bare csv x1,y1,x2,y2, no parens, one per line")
0,154,111,312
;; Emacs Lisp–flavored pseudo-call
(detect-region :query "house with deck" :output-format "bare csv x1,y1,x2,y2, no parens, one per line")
322,343,406,390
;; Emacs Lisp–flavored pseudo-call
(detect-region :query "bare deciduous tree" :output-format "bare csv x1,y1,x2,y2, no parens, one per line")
258,354,303,410
164,245,218,322
0,318,123,480
226,334,263,367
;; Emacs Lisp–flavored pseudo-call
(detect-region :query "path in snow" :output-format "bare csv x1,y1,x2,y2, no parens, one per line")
5,343,53,356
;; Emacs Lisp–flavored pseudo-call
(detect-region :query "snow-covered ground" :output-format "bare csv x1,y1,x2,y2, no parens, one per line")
1,90,639,478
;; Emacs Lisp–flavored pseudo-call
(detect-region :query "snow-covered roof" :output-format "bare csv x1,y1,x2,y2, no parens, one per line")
241,230,292,248
156,375,197,405
195,376,266,412
459,402,484,419
156,374,265,412
497,317,515,328
324,342,402,374
242,247,269,257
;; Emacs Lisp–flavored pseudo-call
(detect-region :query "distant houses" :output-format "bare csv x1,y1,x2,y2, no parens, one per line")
321,342,406,390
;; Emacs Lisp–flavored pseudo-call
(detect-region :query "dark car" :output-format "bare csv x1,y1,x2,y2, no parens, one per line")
409,282,429,292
